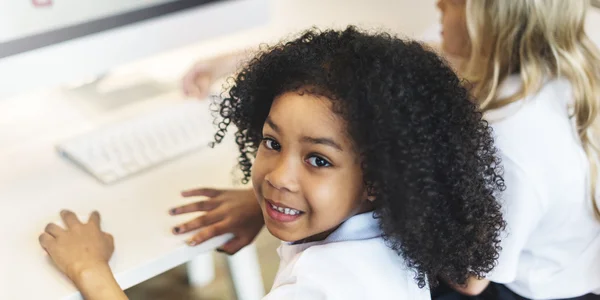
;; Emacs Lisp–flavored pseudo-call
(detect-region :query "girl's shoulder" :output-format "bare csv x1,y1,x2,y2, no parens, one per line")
486,77,576,153
286,238,430,299
485,76,572,123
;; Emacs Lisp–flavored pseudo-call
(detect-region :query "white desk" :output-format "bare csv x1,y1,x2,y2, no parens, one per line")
0,88,257,299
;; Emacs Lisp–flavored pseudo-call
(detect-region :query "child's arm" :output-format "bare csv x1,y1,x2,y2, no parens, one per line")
39,210,128,300
73,263,127,300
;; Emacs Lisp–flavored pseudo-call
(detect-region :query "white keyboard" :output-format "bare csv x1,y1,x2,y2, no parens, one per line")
57,101,215,184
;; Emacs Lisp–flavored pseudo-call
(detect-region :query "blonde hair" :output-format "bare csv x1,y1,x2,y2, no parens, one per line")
462,0,600,216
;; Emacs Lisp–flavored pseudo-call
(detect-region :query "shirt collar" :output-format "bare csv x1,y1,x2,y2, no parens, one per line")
324,211,381,243
277,211,382,262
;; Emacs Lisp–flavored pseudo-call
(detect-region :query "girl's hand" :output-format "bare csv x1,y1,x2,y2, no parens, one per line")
39,210,114,282
170,188,264,255
182,61,213,99
181,51,249,99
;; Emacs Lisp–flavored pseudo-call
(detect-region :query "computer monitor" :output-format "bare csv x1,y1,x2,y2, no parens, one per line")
0,0,269,100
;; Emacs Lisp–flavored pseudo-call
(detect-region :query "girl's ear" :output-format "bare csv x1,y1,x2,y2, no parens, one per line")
363,183,377,202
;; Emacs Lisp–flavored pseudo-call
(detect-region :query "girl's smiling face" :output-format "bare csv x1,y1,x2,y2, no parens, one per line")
251,91,374,243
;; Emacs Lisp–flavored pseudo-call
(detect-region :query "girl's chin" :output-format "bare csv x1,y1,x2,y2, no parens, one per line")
264,224,296,243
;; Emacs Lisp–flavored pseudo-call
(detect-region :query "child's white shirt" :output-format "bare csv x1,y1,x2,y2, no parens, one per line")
485,76,600,299
262,212,431,300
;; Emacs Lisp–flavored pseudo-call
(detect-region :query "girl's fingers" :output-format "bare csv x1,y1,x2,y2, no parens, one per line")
88,211,101,226
44,223,65,238
60,210,81,228
181,188,222,198
173,212,225,234
104,233,115,248
186,223,226,246
169,199,222,215
38,232,55,249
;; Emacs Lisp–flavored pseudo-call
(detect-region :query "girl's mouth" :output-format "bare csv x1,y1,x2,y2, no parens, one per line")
265,199,304,223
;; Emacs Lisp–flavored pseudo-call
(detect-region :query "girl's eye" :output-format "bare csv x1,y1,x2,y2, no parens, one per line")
306,156,332,168
263,138,281,151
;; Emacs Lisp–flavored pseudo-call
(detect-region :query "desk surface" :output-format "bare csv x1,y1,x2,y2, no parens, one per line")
0,90,242,300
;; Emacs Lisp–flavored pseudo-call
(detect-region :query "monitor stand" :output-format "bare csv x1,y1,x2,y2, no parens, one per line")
60,72,179,115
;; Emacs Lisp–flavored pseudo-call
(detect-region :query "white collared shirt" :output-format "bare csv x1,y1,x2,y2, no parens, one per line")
262,212,431,300
486,76,600,299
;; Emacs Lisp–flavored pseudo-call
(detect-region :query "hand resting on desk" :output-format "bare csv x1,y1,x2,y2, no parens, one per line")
39,210,127,300
36,187,266,299
39,210,113,281
170,187,265,255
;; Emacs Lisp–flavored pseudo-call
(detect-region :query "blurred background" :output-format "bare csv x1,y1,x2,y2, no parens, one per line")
2,1,599,299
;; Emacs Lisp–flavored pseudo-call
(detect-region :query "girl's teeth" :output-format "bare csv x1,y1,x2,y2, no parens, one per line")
271,203,301,216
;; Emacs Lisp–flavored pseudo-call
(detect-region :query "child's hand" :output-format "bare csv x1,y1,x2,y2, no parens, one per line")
39,210,114,282
182,51,248,99
182,61,217,99
170,188,264,255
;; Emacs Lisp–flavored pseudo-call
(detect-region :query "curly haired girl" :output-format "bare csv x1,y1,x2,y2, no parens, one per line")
39,27,506,299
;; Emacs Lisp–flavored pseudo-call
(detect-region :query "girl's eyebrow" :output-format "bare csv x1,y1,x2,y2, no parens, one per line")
265,117,280,132
301,136,343,152
265,117,343,151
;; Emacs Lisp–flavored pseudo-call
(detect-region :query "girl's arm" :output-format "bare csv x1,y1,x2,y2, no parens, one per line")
39,210,128,300
73,263,127,300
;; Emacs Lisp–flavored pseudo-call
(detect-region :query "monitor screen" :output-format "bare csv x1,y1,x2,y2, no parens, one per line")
0,0,222,58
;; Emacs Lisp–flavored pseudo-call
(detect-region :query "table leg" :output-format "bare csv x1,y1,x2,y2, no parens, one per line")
226,243,265,300
186,252,215,287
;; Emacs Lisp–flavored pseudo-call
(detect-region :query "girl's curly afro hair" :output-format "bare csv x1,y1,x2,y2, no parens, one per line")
212,26,506,288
